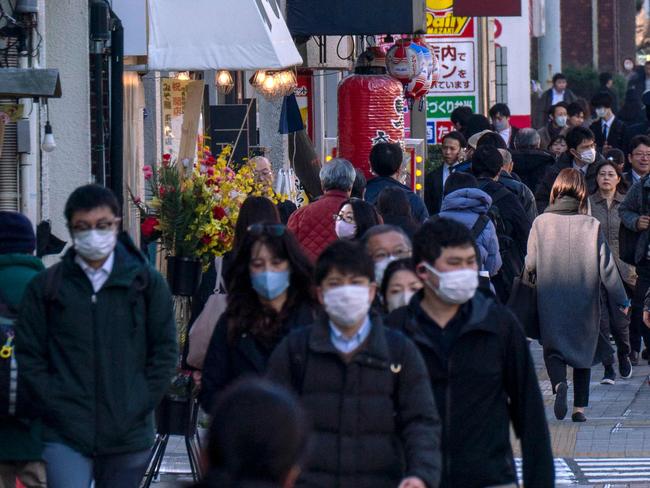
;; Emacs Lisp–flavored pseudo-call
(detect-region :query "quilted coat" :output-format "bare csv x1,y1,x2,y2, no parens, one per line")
287,190,349,262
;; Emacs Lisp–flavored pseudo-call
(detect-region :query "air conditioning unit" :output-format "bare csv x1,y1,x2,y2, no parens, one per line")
298,36,355,70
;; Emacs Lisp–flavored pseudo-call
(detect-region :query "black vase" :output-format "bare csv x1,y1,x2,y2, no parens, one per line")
167,256,202,296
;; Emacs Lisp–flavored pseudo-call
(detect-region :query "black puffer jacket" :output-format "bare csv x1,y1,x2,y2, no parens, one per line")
511,149,556,194
268,314,441,488
385,292,554,488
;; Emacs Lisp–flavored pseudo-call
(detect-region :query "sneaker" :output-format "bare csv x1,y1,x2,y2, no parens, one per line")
630,350,640,366
554,382,568,420
619,355,633,379
601,365,616,385
572,411,587,422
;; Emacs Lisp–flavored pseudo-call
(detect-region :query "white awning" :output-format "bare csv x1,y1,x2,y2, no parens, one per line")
147,0,303,71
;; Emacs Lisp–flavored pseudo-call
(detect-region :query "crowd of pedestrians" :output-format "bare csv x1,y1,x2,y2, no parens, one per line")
4,67,650,488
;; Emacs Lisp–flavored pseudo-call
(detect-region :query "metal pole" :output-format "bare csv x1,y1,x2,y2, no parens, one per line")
110,16,124,214
93,50,106,186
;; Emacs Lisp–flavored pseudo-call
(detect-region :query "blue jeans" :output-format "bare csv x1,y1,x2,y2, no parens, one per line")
42,442,150,488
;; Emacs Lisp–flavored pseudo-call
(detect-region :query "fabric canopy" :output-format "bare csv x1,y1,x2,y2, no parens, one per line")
147,0,303,70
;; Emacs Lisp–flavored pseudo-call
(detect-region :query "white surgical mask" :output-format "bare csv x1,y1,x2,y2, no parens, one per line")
73,229,117,261
323,285,371,328
386,290,416,313
595,107,607,119
555,115,568,127
494,119,508,131
423,263,478,305
335,220,357,240
374,256,397,286
579,147,597,164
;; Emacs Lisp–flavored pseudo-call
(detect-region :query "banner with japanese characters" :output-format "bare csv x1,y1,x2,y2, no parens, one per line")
424,0,478,144
161,78,190,157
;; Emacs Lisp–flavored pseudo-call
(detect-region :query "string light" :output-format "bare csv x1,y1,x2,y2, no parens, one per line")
250,69,297,100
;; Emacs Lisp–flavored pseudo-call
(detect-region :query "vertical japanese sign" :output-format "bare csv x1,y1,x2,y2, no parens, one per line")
424,0,479,143
161,78,190,157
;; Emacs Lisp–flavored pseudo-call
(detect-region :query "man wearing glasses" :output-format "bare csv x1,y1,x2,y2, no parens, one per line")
16,184,178,488
249,156,297,224
362,225,413,286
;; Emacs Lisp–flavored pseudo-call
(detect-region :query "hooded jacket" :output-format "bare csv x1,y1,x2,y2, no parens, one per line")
439,188,502,276
15,234,178,456
385,292,554,488
0,253,44,462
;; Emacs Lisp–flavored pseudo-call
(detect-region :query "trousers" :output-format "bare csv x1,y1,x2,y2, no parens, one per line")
544,351,591,407
42,442,150,488
631,272,650,353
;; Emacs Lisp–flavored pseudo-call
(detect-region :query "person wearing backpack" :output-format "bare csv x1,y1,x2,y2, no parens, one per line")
385,218,554,488
472,145,531,301
437,172,502,277
15,185,178,488
0,212,46,488
267,240,441,488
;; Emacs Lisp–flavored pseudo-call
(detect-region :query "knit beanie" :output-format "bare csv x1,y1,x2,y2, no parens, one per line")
0,211,36,254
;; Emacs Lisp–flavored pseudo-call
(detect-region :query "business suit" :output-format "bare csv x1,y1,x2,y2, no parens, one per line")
590,117,627,152
501,126,520,149
424,164,461,215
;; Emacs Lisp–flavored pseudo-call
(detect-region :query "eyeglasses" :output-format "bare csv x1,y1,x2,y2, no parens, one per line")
333,213,355,224
247,223,286,237
632,151,650,160
70,218,121,233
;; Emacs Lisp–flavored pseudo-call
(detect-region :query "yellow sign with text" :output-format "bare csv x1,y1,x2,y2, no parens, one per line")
426,0,471,37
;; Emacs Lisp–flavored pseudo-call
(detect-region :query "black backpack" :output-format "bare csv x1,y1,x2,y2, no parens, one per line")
486,187,524,300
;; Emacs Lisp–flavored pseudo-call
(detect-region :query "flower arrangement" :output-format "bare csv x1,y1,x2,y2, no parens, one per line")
130,145,281,264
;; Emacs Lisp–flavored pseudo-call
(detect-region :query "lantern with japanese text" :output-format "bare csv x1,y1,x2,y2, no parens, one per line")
338,74,405,178
385,39,419,84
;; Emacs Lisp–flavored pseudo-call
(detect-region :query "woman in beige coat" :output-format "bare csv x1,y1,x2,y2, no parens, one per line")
526,168,629,422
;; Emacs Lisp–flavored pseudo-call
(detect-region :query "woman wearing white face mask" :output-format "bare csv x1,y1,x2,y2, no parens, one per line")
527,169,629,423
334,198,382,241
381,259,423,313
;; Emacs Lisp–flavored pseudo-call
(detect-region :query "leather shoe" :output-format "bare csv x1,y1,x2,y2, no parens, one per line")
572,411,587,422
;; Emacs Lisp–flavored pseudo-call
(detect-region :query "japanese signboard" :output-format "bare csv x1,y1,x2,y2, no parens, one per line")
161,78,190,157
424,0,479,144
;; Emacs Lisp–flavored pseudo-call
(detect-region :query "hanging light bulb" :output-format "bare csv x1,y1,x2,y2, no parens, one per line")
215,70,234,94
41,121,56,152
249,70,267,87
176,71,191,81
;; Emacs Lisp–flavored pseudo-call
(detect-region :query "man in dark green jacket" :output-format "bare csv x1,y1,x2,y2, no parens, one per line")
0,211,46,488
15,185,178,488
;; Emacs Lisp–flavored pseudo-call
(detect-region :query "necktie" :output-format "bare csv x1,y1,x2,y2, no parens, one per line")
602,122,608,142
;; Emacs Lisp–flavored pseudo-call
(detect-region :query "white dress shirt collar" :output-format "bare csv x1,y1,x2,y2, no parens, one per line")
75,251,115,293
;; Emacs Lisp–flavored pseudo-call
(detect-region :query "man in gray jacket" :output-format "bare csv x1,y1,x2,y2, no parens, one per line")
619,177,650,365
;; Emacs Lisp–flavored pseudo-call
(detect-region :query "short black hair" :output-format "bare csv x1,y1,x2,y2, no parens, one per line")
315,240,375,284
450,105,473,127
338,198,382,240
443,172,478,196
414,218,475,266
442,130,468,148
369,143,403,177
599,72,613,86
476,131,507,150
591,92,613,109
64,184,120,222
471,145,504,178
628,134,650,154
566,102,584,117
552,73,567,84
464,114,491,139
208,378,308,482
351,168,367,199
380,258,415,301
565,126,595,151
604,148,625,166
489,103,511,118
549,101,569,117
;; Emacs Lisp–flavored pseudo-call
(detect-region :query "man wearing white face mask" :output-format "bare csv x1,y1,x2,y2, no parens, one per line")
536,126,603,212
268,240,442,488
362,225,413,288
16,185,178,488
386,218,553,488
488,103,519,149
589,92,627,153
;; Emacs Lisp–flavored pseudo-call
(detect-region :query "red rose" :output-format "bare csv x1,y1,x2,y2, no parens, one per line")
212,206,226,219
201,235,212,245
207,167,215,176
141,216,159,238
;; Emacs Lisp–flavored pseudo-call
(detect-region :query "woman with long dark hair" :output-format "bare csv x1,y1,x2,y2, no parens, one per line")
333,198,382,241
376,187,419,239
526,168,628,422
200,223,319,411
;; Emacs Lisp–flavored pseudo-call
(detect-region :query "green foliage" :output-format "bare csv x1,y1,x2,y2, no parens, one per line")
564,66,628,105
427,144,443,175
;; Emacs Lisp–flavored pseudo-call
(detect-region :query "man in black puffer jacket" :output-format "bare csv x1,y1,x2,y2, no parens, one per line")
385,218,553,488
268,240,441,488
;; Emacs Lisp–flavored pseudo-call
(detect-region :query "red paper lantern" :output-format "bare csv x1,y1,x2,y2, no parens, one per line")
338,74,405,178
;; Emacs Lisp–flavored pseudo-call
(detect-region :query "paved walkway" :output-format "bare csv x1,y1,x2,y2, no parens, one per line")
151,342,650,488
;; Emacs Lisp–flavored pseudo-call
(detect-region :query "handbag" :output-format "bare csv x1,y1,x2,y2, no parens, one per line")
187,257,227,369
506,270,540,340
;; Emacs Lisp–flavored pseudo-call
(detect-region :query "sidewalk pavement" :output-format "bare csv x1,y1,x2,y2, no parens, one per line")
152,341,650,488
